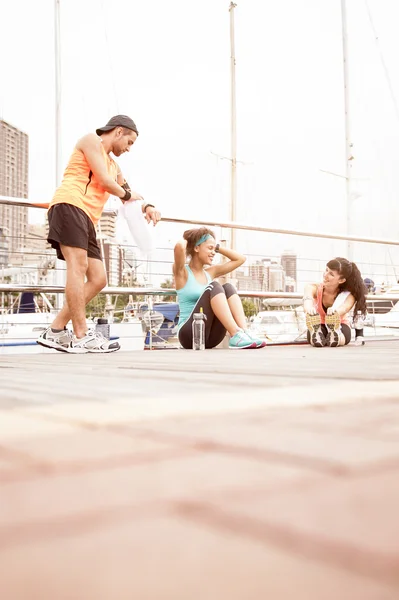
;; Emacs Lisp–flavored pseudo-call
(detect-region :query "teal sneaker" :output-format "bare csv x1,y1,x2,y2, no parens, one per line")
245,330,267,348
229,331,257,349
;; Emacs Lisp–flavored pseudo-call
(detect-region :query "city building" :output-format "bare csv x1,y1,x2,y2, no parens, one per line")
27,223,47,258
97,212,117,239
285,276,296,293
0,227,9,267
248,261,268,290
281,249,297,289
0,119,29,255
269,261,285,292
235,268,262,292
102,241,123,287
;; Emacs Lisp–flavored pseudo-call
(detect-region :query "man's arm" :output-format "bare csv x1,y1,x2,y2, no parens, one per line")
76,134,129,199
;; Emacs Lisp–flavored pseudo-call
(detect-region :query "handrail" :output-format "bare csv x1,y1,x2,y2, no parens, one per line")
2,194,399,247
0,283,398,303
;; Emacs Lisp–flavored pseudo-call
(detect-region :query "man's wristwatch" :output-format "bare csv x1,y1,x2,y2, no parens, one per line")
121,189,131,203
215,243,220,253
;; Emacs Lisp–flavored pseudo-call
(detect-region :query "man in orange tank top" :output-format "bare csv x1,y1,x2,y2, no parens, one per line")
37,115,161,354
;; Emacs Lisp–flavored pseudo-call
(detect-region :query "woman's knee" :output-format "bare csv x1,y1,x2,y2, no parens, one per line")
222,282,237,298
208,281,225,296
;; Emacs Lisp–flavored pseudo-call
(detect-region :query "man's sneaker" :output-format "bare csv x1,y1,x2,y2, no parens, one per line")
306,313,326,347
325,312,342,347
229,331,257,349
67,330,121,354
245,330,267,348
37,326,73,352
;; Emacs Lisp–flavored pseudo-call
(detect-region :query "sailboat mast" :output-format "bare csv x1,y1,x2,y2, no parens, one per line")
54,0,65,310
341,0,353,260
229,2,237,250
54,0,62,187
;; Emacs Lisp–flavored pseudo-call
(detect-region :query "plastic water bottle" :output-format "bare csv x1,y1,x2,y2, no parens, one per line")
96,318,110,339
192,309,205,350
354,310,365,346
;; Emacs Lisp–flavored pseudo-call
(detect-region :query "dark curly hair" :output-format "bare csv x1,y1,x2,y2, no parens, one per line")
327,257,367,316
183,227,216,258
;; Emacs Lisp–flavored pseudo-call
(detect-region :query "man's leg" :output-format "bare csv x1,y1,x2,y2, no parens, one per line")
52,245,88,339
52,255,107,336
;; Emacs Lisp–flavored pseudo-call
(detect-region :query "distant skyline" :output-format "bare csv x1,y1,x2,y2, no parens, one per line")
2,0,399,286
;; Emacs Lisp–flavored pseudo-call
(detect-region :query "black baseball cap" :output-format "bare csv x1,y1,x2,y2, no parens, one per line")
96,115,139,136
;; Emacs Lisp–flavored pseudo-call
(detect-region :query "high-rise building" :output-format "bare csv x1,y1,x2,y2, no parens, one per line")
236,268,262,292
0,119,29,254
269,262,285,292
102,241,123,286
248,261,269,290
281,249,297,286
0,226,9,267
97,212,116,239
285,276,296,293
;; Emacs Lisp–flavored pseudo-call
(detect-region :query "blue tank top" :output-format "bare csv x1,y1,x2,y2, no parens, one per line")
176,265,212,329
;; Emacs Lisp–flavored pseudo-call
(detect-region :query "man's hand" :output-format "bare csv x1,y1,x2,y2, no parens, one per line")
121,182,144,202
144,206,161,225
129,190,144,201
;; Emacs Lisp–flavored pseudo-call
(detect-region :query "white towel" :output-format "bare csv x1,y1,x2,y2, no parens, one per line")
118,200,156,253
331,290,351,312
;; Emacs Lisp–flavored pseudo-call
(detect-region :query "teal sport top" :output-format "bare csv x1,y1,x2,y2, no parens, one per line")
176,265,212,329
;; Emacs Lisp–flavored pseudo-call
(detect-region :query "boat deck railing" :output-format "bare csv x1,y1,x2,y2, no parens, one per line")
1,195,399,340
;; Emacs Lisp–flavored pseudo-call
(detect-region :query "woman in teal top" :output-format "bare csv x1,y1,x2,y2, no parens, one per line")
173,227,266,349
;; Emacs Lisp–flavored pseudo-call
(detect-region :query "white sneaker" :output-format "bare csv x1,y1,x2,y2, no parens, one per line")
37,326,73,352
67,330,120,354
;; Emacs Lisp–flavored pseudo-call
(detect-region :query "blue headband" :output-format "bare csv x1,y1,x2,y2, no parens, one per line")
195,234,212,247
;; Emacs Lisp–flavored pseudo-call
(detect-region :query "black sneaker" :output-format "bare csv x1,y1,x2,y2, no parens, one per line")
306,314,326,347
325,312,342,347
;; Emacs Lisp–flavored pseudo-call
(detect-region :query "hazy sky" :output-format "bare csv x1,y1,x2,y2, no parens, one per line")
2,0,399,286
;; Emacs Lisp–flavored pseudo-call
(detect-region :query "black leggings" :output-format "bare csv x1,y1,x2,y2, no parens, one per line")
178,282,237,349
306,323,352,346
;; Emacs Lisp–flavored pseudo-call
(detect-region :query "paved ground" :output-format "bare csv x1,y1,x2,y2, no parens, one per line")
1,341,399,599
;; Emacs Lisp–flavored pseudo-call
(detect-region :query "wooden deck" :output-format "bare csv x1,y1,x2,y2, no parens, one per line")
1,341,399,599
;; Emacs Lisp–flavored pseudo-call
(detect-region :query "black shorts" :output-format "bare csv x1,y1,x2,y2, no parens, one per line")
47,203,102,261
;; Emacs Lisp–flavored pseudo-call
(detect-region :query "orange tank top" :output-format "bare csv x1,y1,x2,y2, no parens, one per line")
49,142,118,225
315,284,349,325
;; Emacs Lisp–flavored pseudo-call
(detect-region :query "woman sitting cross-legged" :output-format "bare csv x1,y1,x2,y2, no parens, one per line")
303,257,367,347
173,227,265,349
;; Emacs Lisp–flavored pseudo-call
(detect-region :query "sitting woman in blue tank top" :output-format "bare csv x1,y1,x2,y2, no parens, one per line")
173,227,266,349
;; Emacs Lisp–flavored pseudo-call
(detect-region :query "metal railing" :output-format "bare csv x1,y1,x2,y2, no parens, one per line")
2,194,399,247
1,195,399,304
2,195,399,348
1,283,399,306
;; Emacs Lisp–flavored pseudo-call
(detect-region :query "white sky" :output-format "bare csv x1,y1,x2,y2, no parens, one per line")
2,0,399,286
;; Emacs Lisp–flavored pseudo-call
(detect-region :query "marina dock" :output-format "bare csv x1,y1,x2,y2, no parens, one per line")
1,341,399,599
